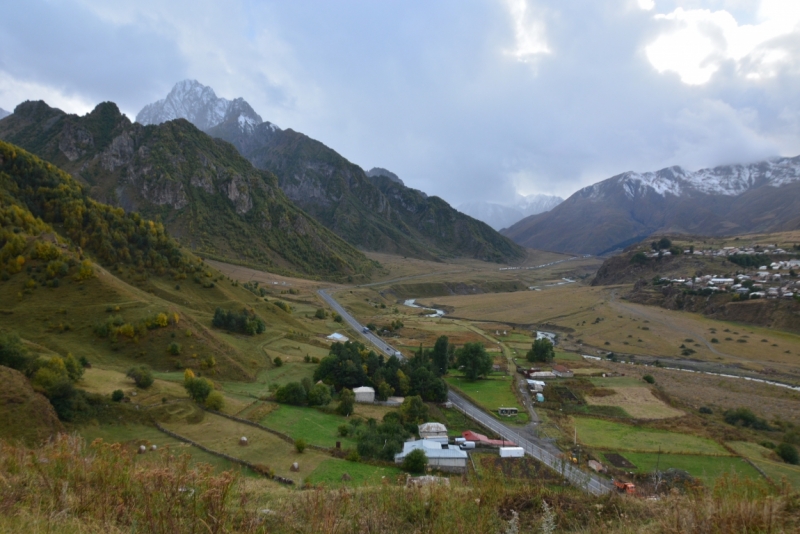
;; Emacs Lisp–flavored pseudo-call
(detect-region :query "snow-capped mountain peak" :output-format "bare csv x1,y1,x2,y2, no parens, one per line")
590,156,800,200
136,80,270,133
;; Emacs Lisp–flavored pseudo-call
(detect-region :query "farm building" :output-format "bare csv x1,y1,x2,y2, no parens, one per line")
552,365,574,378
418,422,448,443
462,430,515,447
497,407,518,416
353,386,375,403
394,440,468,473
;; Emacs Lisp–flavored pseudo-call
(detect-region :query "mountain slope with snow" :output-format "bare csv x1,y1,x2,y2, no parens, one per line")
136,80,268,134
503,157,800,255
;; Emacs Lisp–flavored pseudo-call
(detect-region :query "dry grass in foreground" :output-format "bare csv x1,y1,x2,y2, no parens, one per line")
2,434,800,533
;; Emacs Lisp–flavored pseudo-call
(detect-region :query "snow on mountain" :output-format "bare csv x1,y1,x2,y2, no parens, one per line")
459,194,563,230
135,80,273,134
0,108,10,120
597,156,800,200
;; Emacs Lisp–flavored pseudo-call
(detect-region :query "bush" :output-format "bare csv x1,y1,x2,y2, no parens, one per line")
337,388,355,416
185,377,213,404
275,382,307,405
643,374,655,384
526,338,555,363
211,307,265,335
126,366,154,389
724,408,771,430
776,443,799,465
346,449,360,462
314,308,326,319
273,356,283,367
0,332,35,373
168,342,182,355
337,424,350,437
295,438,307,453
699,406,712,414
307,383,332,406
401,449,428,474
204,390,225,411
111,389,124,402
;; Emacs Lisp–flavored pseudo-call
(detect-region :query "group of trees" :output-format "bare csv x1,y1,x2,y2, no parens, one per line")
183,369,224,410
0,332,93,421
274,378,333,407
211,307,266,335
312,339,449,403
354,396,430,462
526,338,555,363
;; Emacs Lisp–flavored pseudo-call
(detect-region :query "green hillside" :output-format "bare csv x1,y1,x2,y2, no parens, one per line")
0,101,376,281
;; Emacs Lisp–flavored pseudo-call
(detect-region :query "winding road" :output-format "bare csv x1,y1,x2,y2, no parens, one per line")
317,288,613,495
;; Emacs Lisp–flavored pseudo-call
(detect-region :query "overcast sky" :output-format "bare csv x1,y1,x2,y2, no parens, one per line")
1,0,799,205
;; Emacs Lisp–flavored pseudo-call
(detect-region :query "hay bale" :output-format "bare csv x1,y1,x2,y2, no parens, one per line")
150,444,158,451
239,436,248,446
290,462,299,472
138,445,146,454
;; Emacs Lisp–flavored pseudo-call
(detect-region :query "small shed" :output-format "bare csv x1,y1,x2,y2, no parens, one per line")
497,407,518,417
552,365,574,378
353,386,375,403
418,422,448,443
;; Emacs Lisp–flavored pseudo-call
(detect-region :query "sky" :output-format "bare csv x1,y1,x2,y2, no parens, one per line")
1,0,799,206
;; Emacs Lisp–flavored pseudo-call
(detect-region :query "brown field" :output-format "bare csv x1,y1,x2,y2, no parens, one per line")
595,360,800,426
585,386,684,419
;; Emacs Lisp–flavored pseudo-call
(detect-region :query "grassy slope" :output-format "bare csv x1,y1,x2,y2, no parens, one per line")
0,366,63,445
574,417,729,455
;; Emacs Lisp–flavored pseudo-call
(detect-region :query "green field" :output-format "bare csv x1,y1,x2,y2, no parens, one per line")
260,405,357,448
446,374,528,424
574,417,729,455
554,351,583,362
588,376,649,388
728,441,800,489
306,458,403,487
618,452,763,485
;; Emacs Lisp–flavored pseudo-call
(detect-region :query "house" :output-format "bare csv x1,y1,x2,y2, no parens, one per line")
552,365,574,378
418,422,448,443
394,440,468,473
353,386,375,403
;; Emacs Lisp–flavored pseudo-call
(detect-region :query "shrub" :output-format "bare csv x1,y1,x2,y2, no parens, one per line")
314,308,326,319
776,443,799,465
185,377,213,404
307,383,332,406
346,449,360,462
337,388,355,416
126,366,154,389
275,382,307,405
295,438,307,453
204,391,225,411
711,338,720,343
337,424,350,437
699,406,712,414
273,356,283,367
401,449,428,474
111,390,124,402
168,342,182,355
643,375,655,384
526,338,555,363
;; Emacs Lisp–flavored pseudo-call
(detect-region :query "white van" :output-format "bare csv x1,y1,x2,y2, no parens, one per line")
459,441,476,450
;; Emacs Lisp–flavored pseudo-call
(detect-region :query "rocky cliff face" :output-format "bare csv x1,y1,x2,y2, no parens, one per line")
0,100,376,279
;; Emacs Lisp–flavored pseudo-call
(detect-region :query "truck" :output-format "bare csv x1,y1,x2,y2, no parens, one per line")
613,479,636,494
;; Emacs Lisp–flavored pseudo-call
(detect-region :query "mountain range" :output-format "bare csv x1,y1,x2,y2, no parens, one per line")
0,108,10,120
503,159,800,255
0,100,376,280
458,194,563,231
136,80,526,263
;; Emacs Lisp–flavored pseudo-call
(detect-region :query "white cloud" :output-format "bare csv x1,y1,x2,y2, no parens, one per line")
502,0,551,62
638,0,655,11
645,1,800,84
0,72,96,116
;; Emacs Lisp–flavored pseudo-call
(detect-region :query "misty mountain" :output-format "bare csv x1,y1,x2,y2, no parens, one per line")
366,167,404,186
502,158,800,255
140,80,525,263
0,108,10,120
0,100,376,280
459,194,563,231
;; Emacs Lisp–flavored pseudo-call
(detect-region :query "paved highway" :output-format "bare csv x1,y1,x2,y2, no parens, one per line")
318,287,612,495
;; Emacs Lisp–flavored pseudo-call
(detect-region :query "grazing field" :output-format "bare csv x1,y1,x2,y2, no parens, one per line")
164,412,331,480
727,441,800,489
446,374,528,424
620,452,763,484
573,417,729,455
79,368,187,405
306,458,403,487
584,387,684,419
259,405,357,448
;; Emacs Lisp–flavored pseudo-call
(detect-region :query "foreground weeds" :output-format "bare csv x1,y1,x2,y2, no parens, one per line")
0,435,798,533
